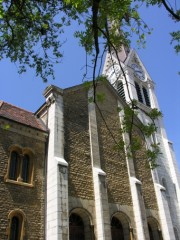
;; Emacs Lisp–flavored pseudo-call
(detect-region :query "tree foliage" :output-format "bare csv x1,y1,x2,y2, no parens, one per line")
0,0,179,82
0,0,179,168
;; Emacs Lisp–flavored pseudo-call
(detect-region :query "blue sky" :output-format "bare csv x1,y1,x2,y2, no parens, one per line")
0,5,180,168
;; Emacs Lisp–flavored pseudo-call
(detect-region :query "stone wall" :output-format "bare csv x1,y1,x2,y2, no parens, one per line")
64,87,94,200
133,133,158,210
95,84,132,205
0,119,46,240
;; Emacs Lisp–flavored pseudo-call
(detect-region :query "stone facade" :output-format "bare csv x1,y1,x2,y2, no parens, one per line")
95,84,132,206
64,88,94,200
133,137,158,210
0,117,47,240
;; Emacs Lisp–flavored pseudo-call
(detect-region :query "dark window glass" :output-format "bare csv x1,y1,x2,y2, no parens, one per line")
69,213,85,240
22,155,30,183
10,216,20,240
117,81,126,100
143,87,151,107
9,152,18,180
135,82,143,103
111,217,124,240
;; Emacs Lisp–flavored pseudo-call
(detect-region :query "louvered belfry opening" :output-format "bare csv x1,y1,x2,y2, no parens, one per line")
117,81,126,100
143,87,151,107
135,82,143,103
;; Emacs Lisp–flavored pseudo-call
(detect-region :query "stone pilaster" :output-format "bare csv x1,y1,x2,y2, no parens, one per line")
118,101,150,240
152,174,176,240
44,86,68,240
88,90,111,240
130,177,150,240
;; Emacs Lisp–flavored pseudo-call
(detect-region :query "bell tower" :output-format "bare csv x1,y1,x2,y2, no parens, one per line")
103,48,156,109
102,48,180,240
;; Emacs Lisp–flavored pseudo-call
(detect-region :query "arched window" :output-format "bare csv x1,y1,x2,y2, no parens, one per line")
22,154,30,183
8,211,24,240
111,216,124,240
69,213,85,240
9,151,19,180
6,147,34,186
147,217,161,240
10,216,20,240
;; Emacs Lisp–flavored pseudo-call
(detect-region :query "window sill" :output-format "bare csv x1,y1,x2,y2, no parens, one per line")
5,178,34,188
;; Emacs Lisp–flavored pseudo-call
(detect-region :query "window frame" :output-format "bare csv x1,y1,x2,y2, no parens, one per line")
7,210,25,240
5,146,34,187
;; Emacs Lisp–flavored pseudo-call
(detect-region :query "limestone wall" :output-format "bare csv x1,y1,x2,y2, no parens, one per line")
64,88,94,200
95,84,132,205
0,119,46,240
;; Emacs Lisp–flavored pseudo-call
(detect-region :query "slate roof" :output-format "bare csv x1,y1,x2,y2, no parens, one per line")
0,100,47,132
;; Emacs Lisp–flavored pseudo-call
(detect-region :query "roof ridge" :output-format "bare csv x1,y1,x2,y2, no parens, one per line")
2,101,35,115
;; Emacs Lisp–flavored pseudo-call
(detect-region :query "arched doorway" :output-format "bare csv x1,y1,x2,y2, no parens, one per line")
69,213,85,240
147,217,161,240
148,223,154,240
69,208,93,240
111,216,124,240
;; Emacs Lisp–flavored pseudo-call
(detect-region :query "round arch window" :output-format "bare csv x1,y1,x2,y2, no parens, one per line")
69,213,85,240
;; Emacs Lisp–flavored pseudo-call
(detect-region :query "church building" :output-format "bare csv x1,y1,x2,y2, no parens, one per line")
0,47,180,240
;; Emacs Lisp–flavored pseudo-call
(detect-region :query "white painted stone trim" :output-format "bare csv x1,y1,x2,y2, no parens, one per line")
154,183,176,240
130,177,148,240
93,167,106,176
55,157,68,167
45,87,69,240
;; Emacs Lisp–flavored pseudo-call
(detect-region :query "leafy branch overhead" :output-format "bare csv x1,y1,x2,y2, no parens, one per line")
120,104,162,169
0,0,179,82
0,0,178,168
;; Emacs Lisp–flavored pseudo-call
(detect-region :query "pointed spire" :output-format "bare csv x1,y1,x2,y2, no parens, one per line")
107,20,130,62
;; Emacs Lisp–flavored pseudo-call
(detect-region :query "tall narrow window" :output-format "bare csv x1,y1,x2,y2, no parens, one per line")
22,155,30,183
9,151,19,180
8,211,24,240
117,81,126,100
10,216,20,240
135,82,143,103
143,87,151,107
